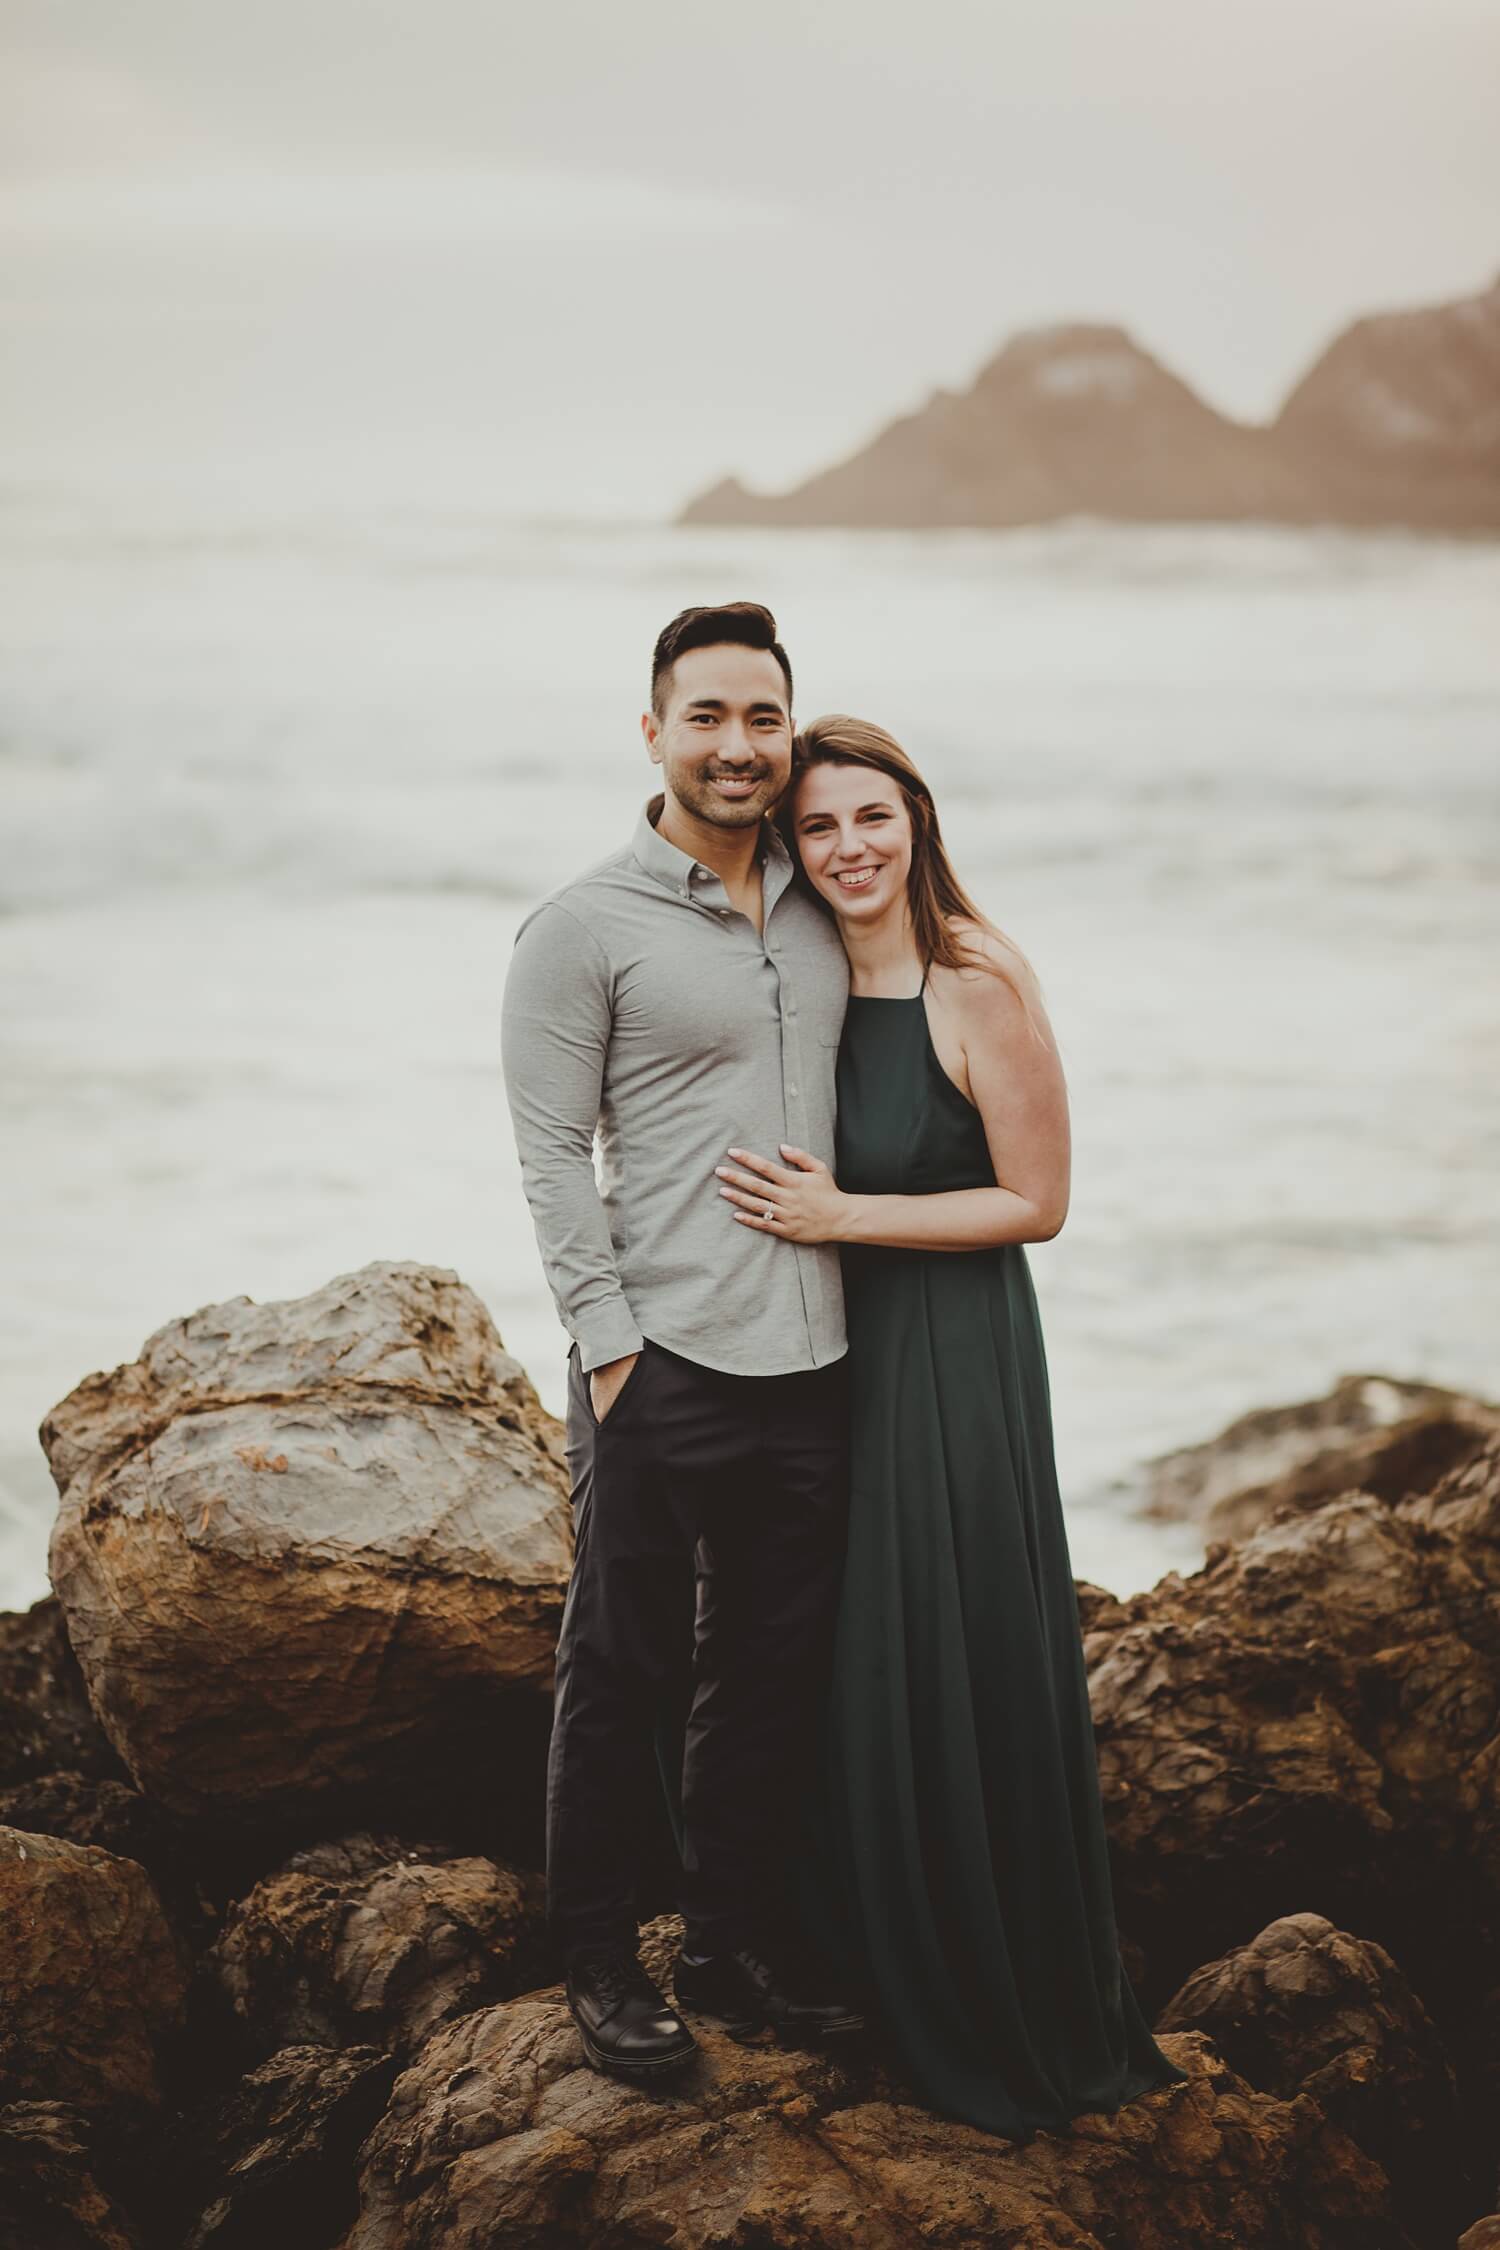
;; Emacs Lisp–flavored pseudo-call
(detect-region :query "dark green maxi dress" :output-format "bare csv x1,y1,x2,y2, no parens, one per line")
801,988,1189,2140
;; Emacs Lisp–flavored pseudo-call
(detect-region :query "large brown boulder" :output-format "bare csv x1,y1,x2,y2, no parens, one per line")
1084,1436,1500,2175
0,1827,190,2112
209,1831,547,2060
41,1262,572,1827
1158,1912,1466,2243
339,1986,1409,2249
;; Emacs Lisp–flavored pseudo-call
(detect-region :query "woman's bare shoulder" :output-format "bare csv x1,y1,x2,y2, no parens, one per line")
940,918,1040,992
934,919,1054,1046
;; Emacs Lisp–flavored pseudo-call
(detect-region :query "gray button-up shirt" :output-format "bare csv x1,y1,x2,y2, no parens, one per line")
501,794,849,1377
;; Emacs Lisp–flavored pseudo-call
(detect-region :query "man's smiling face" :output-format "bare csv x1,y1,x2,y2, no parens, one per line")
643,641,794,831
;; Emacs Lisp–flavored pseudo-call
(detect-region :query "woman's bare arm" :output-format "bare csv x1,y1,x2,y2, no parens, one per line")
717,931,1071,1251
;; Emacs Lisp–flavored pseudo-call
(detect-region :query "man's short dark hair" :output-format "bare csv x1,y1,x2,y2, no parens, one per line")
650,601,793,722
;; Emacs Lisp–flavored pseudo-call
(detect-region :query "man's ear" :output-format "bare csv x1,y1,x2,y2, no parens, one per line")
640,710,664,765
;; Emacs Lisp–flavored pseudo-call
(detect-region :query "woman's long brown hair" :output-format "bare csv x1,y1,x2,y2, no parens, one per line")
778,713,1052,1048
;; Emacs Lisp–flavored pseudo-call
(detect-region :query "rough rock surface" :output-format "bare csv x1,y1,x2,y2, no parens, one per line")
42,1261,572,1825
0,1826,190,2111
209,1831,547,2060
1158,1911,1466,2242
0,2101,143,2250
1085,1436,1500,2166
163,2044,398,2250
0,1770,207,1937
339,1987,1409,2250
1135,1371,1498,1545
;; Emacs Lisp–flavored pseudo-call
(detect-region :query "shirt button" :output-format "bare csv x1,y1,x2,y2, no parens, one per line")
788,1083,799,1097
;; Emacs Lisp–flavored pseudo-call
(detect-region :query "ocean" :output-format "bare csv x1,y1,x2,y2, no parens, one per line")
2,488,1497,1612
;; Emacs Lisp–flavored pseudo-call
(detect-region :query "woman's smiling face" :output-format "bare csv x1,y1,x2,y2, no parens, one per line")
792,760,913,923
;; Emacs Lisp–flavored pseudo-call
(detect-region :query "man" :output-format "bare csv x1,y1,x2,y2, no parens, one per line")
501,600,860,2078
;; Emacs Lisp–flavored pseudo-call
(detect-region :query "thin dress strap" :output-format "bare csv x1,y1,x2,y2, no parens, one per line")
918,961,931,998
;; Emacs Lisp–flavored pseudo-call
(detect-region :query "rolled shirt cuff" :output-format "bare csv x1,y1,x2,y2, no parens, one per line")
575,1303,646,1375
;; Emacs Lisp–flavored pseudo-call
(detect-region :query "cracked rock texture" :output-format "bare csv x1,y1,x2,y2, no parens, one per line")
0,1770,208,1938
1158,1910,1463,2242
11,1272,1499,2245
337,1987,1411,2250
0,2100,143,2250
0,1826,190,2112
1082,1435,1500,2086
165,2044,398,2250
41,1262,573,1823
209,1831,547,2060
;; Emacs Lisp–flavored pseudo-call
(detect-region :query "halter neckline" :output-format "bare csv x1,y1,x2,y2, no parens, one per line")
850,962,929,1002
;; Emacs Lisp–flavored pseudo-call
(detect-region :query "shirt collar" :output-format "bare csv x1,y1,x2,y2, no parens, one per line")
632,791,791,901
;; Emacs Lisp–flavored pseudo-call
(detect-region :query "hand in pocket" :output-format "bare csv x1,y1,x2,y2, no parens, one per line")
589,1350,642,1424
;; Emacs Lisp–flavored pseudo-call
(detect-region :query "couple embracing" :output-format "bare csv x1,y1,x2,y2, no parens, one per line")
500,600,1187,2141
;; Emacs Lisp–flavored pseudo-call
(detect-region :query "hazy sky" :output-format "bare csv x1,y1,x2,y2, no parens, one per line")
4,0,1497,515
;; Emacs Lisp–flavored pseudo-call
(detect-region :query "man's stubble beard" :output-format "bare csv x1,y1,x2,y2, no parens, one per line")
667,760,786,831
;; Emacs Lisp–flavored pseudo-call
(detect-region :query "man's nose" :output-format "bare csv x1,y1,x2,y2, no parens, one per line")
717,728,756,764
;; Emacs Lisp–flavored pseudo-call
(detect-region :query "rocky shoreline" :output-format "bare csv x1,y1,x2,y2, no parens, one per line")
3,1258,1499,2247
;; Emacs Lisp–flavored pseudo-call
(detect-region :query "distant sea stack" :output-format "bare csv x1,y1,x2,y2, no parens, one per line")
1271,276,1500,530
677,275,1500,533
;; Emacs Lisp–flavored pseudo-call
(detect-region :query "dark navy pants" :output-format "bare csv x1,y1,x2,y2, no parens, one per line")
547,1336,850,1961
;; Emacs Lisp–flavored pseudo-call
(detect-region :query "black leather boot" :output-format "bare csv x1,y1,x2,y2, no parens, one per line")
673,1943,865,2044
565,1944,699,2078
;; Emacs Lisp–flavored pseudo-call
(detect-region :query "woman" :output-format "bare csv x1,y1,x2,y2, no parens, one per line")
713,714,1189,2141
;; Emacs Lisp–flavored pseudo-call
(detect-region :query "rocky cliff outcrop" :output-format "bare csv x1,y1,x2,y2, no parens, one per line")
1086,1437,1500,2102
678,275,1500,532
682,323,1302,530
1273,275,1500,528
6,1270,1498,2244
